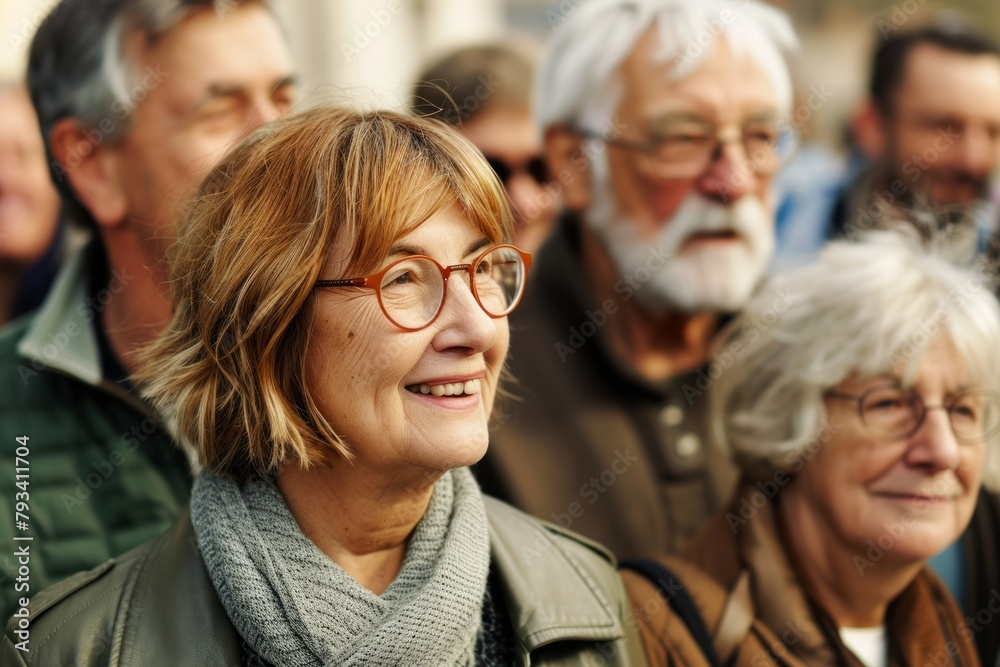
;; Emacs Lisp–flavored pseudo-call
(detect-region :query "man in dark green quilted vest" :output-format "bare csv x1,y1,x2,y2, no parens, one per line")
0,0,296,621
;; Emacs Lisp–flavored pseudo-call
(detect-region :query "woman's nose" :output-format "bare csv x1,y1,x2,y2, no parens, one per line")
905,406,962,472
431,274,498,353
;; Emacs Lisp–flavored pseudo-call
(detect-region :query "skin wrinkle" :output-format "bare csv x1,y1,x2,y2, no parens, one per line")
556,34,779,380
279,205,509,592
780,335,984,628
53,3,296,375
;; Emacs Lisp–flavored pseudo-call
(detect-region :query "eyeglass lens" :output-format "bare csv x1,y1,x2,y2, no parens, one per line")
485,156,550,187
376,246,526,330
859,386,1000,443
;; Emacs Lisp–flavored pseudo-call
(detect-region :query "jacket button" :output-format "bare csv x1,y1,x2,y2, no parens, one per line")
659,404,684,428
676,433,701,459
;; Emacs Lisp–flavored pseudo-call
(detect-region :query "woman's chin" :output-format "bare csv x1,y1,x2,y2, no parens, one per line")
417,429,490,472
853,522,961,568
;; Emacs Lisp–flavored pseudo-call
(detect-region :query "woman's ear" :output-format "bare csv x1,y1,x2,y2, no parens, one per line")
49,117,128,229
544,125,592,212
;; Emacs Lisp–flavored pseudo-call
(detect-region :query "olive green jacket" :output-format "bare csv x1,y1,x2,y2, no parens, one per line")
0,239,190,622
2,496,647,667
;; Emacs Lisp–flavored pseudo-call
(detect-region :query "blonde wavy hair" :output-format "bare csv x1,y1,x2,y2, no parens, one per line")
136,106,513,480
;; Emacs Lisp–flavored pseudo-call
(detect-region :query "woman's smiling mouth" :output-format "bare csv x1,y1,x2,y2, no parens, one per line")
405,378,482,397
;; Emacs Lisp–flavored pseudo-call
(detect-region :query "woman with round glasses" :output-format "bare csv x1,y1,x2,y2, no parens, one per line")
624,231,1000,666
3,107,645,666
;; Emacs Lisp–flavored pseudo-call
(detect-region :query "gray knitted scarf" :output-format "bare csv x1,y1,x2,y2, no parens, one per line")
190,467,492,667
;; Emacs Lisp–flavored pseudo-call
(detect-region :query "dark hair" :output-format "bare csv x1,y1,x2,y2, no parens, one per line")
871,15,1000,115
410,43,534,127
27,0,266,231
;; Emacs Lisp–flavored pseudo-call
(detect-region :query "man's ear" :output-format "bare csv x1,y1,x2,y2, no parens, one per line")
544,124,591,212
49,117,128,228
851,101,887,161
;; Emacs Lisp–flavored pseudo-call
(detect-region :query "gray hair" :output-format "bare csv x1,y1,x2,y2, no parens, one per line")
26,0,267,227
709,231,1000,489
536,0,798,132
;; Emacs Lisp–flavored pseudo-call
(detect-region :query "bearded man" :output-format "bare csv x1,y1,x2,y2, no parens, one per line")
475,0,798,557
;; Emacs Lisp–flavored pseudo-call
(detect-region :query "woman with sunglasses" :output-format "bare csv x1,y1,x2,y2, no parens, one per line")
2,107,646,667
624,232,1000,666
412,42,560,255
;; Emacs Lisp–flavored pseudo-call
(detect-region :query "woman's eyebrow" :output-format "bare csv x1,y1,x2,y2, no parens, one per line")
464,237,492,257
385,238,492,260
385,243,425,258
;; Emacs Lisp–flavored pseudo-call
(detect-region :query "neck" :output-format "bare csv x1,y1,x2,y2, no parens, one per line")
277,463,439,595
778,487,921,628
99,229,174,376
580,226,719,380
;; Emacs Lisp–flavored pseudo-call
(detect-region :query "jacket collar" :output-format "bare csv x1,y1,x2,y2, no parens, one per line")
122,510,242,665
483,497,625,654
16,237,155,416
129,499,626,664
17,237,103,386
723,482,978,666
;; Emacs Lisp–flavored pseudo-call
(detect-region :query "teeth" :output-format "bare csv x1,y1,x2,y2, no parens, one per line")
407,379,482,396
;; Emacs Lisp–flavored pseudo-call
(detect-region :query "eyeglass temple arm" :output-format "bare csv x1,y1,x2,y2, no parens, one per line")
572,128,653,154
315,277,369,287
825,390,861,401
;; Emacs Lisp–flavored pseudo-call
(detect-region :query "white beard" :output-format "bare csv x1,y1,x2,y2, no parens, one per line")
585,154,774,314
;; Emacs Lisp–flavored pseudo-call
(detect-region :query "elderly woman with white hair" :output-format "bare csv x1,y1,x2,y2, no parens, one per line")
624,232,1000,666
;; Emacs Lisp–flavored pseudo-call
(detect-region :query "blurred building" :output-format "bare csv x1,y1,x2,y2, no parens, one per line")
2,0,998,149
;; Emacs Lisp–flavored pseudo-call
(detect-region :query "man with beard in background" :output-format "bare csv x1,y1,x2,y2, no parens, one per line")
777,15,1000,265
475,0,798,557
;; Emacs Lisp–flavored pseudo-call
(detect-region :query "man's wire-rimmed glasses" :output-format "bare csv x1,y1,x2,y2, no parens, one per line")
315,244,532,332
575,115,798,179
826,384,1000,444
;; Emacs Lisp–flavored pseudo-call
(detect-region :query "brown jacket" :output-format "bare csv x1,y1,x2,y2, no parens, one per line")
476,216,738,558
624,486,980,666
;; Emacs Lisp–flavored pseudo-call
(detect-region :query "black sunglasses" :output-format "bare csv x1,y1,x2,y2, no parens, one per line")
485,155,551,187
